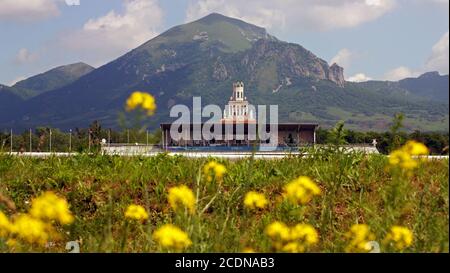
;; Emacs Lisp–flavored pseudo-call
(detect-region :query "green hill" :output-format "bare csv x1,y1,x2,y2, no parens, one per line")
12,62,94,99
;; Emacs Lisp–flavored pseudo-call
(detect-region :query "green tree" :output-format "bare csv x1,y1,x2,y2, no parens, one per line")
389,113,405,152
328,121,347,145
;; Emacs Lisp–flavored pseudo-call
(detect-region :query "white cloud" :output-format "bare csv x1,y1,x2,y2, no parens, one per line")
347,73,372,82
60,0,163,66
382,31,449,81
330,48,353,70
383,66,421,81
0,0,60,22
185,0,396,31
425,31,449,74
15,48,39,64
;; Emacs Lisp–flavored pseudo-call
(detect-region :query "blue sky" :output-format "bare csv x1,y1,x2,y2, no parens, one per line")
0,0,448,85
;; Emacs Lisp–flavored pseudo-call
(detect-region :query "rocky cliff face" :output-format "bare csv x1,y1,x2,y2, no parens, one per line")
229,39,346,88
212,58,229,81
328,63,345,87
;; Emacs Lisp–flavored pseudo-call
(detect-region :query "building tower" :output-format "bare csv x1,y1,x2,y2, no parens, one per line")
222,82,255,123
232,82,244,101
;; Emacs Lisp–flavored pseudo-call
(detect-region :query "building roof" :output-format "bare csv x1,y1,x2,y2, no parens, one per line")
160,122,319,130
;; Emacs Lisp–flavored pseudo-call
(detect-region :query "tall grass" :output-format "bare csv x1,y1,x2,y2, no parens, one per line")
0,151,448,253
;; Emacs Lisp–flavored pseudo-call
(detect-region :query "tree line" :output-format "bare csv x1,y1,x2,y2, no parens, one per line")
316,128,449,154
1,117,448,155
316,116,449,155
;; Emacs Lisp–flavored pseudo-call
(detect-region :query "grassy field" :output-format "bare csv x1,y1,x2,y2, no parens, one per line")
0,148,448,253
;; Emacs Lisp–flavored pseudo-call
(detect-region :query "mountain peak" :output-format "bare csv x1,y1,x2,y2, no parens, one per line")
397,71,449,102
12,62,94,97
198,12,233,21
48,62,94,74
418,71,441,79
196,12,274,39
195,12,265,30
141,12,277,55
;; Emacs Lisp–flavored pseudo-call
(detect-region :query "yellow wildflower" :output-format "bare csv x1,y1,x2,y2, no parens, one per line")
29,191,74,225
383,226,413,250
281,242,305,253
265,221,291,242
0,210,12,237
242,247,256,253
389,149,417,170
152,224,192,251
290,224,319,246
125,204,149,221
389,141,429,171
283,176,321,205
265,221,319,253
345,224,376,253
10,214,53,246
402,140,429,156
168,185,196,214
125,91,156,116
243,191,268,210
203,161,227,182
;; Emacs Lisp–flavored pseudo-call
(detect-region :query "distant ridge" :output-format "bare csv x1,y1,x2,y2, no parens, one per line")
12,62,94,98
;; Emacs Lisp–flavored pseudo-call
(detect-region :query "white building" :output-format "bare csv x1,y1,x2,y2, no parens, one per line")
222,82,255,123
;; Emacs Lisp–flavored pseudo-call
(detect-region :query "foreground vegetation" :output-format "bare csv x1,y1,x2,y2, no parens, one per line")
0,145,448,253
